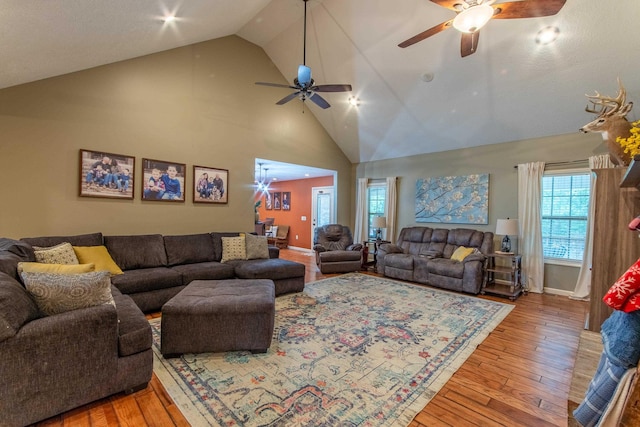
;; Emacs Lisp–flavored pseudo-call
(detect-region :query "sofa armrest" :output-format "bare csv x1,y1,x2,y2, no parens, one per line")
462,254,486,263
378,243,403,254
347,243,363,251
268,246,280,259
313,244,327,253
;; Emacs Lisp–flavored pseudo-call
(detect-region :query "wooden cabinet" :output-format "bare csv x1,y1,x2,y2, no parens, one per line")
589,168,640,332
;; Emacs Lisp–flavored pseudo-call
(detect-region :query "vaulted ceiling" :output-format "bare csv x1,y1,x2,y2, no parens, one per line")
3,0,638,164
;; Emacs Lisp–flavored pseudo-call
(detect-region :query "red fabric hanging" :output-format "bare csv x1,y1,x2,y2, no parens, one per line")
603,258,640,312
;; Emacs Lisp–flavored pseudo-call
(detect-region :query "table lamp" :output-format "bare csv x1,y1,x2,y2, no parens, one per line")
372,216,387,241
496,218,518,253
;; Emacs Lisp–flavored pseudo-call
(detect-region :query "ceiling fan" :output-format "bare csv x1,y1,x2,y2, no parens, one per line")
255,0,352,109
398,0,567,57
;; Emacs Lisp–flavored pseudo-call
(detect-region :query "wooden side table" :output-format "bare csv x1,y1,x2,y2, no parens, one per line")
362,239,390,270
482,253,523,300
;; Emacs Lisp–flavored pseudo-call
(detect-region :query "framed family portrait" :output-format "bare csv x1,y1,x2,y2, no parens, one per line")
141,158,186,202
272,192,282,210
282,192,291,211
193,165,228,204
79,149,135,199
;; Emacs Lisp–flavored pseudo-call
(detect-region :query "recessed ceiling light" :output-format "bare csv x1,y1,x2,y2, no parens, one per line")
162,15,176,23
536,26,559,45
348,96,360,107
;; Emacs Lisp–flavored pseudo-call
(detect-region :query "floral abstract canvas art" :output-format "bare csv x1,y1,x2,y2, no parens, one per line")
415,174,489,224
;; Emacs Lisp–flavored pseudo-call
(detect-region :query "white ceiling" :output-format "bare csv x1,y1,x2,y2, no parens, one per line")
2,0,639,166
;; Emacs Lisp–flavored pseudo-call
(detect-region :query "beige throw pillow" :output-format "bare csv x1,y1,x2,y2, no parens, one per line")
33,242,79,265
245,233,270,260
21,271,114,316
221,236,247,263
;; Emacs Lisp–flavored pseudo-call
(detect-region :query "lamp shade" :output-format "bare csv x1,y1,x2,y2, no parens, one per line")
452,4,494,33
496,219,519,236
372,216,387,229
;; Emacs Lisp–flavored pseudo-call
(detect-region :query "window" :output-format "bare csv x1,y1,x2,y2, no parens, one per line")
541,171,590,263
368,185,386,239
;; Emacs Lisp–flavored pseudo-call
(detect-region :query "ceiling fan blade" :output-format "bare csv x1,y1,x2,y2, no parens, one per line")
308,93,330,109
398,20,453,48
428,0,462,11
461,31,480,57
256,82,298,90
492,0,567,19
276,92,301,105
312,84,352,93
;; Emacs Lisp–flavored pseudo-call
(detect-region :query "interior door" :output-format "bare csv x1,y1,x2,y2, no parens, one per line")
311,186,336,245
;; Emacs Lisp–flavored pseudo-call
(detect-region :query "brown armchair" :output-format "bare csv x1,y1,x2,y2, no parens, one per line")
313,224,363,273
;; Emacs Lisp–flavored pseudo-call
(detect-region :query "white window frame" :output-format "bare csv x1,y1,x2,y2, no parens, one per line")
367,182,386,240
541,167,590,267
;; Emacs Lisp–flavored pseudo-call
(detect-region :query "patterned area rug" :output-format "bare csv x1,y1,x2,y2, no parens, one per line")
151,273,513,426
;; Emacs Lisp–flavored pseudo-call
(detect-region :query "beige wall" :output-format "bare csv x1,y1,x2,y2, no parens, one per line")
354,132,608,292
0,36,352,239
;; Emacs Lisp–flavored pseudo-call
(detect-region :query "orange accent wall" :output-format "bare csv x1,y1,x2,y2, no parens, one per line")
256,176,334,249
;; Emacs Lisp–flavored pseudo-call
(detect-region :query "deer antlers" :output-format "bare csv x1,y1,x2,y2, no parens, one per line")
585,78,633,117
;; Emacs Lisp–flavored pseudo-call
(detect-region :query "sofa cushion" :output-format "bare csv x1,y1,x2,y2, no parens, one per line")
163,233,216,266
0,273,40,343
104,234,167,271
33,242,79,265
170,261,236,284
112,293,152,357
17,262,95,275
427,259,465,279
221,236,247,263
20,232,104,247
384,253,415,270
245,233,270,260
319,250,361,262
110,267,182,295
0,238,35,279
231,258,305,281
73,246,123,275
21,271,114,316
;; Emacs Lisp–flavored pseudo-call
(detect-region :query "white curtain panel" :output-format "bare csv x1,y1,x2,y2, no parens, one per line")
385,176,398,243
518,162,545,293
571,154,615,300
354,178,369,244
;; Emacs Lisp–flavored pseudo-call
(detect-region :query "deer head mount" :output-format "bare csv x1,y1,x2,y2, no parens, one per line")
580,78,634,167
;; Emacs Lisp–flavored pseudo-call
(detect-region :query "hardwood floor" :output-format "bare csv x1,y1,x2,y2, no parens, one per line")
32,248,588,426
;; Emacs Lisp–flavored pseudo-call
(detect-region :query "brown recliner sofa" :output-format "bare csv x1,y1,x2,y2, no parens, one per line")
377,227,493,294
313,224,363,273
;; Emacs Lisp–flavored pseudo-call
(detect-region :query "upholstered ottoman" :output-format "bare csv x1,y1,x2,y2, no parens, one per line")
161,279,275,357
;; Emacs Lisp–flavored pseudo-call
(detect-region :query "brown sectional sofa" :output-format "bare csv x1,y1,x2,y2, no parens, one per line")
0,231,305,426
377,227,494,294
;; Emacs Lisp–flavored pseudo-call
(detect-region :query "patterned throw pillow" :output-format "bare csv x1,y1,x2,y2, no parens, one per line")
21,271,114,316
245,233,270,260
33,242,79,265
220,236,247,263
17,262,95,275
603,259,640,313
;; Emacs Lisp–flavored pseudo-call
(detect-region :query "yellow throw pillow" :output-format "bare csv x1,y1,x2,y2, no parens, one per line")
220,236,247,263
17,262,95,275
73,246,124,275
451,246,475,262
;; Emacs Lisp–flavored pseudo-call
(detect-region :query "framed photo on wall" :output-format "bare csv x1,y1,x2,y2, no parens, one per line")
282,192,291,210
79,149,135,199
264,192,272,210
193,165,228,204
141,158,186,202
273,192,282,210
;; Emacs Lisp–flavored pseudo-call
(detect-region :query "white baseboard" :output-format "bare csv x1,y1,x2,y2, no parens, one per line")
285,245,313,254
543,287,574,297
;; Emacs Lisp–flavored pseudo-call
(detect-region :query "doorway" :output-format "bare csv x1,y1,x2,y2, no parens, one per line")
311,186,336,241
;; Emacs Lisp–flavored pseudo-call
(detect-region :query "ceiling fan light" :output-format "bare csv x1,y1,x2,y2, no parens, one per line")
452,4,494,33
298,65,312,86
